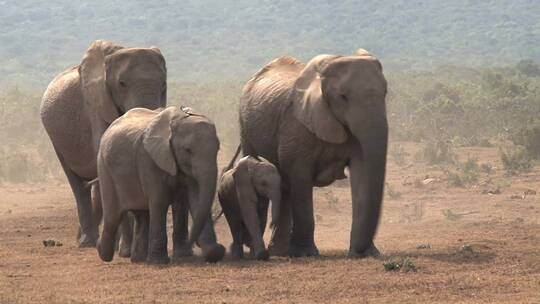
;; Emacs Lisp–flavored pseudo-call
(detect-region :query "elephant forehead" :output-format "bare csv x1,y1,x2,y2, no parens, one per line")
107,50,165,73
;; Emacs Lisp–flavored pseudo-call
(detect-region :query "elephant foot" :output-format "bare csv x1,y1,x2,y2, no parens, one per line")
201,244,226,263
97,240,114,262
172,243,194,259
288,242,319,257
130,252,147,263
118,244,131,258
78,233,97,248
253,249,270,261
348,243,381,258
130,245,148,263
268,242,289,257
230,243,244,260
147,255,170,265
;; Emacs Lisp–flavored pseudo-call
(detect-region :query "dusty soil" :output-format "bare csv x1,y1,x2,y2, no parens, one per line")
0,143,539,303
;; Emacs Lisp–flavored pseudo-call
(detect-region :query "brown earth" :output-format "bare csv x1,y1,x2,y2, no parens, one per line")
0,143,539,303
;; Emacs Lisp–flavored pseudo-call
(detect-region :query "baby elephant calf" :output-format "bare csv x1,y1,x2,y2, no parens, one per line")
218,156,281,260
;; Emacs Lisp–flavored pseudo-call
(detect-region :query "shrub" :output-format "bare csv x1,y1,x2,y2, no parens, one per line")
383,258,417,272
421,140,456,165
511,121,540,159
500,147,532,175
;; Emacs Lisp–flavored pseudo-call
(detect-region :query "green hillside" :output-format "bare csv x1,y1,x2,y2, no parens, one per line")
1,0,539,88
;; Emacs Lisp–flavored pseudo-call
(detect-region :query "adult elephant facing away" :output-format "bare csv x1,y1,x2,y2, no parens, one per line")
238,49,388,257
40,40,167,248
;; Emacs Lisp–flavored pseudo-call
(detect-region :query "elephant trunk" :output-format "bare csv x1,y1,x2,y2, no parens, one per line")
269,189,281,228
347,110,388,256
187,164,218,247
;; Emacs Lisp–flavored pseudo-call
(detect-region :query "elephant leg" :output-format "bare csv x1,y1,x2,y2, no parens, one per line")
228,218,245,260
147,199,170,265
91,183,102,225
130,211,149,263
257,198,270,238
221,200,244,259
288,178,319,257
56,152,98,247
239,199,268,261
118,213,134,258
268,193,291,256
97,211,122,262
172,196,193,260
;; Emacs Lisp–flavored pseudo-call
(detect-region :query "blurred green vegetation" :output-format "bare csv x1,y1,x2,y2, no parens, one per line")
1,0,539,88
2,60,540,183
1,1,540,183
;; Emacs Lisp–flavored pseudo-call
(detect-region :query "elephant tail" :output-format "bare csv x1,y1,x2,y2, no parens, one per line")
221,144,242,176
213,144,242,223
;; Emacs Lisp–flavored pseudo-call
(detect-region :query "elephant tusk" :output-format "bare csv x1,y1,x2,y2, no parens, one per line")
83,178,99,189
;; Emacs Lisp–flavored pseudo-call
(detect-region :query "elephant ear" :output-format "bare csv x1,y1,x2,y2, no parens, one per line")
143,107,185,176
354,48,383,71
79,40,124,124
292,55,348,144
233,157,258,208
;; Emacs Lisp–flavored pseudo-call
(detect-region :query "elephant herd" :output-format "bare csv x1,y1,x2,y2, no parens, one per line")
40,40,389,264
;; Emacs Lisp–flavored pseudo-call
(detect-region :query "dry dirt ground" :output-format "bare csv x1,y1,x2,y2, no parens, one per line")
0,143,539,303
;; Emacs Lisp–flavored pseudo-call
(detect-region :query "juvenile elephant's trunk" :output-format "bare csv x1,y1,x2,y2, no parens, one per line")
188,165,217,244
187,164,225,262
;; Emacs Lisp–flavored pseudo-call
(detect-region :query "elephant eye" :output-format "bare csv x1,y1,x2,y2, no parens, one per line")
119,80,127,87
185,148,192,154
340,94,348,102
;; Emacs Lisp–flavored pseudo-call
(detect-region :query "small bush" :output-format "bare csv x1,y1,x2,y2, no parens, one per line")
444,157,480,187
390,143,409,166
385,183,402,200
511,121,540,159
480,163,493,174
500,147,532,175
400,202,424,223
421,140,456,165
383,258,417,272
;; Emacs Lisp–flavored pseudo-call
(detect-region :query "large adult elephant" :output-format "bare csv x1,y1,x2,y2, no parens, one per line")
40,40,168,248
238,49,388,257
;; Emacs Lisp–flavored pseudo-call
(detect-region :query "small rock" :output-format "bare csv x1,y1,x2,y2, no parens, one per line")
42,239,56,247
459,244,474,253
422,178,436,185
510,194,525,200
416,243,431,249
55,241,63,247
481,188,500,195
524,189,536,196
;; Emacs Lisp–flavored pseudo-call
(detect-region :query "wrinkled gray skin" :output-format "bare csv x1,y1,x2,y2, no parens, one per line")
218,156,281,260
95,106,225,264
238,49,388,257
40,40,167,252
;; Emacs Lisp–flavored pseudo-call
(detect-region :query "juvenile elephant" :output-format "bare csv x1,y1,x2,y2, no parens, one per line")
218,156,281,260
40,40,167,251
238,49,388,257
96,106,225,264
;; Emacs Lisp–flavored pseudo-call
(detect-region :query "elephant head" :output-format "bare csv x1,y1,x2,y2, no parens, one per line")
142,107,219,252
79,40,167,124
292,49,388,255
233,156,282,228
